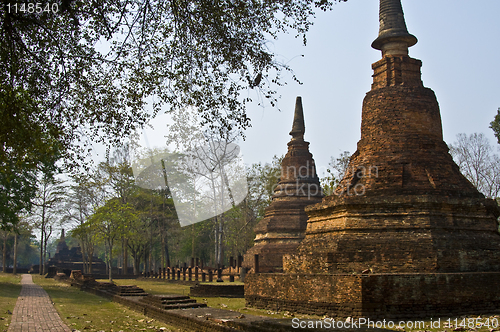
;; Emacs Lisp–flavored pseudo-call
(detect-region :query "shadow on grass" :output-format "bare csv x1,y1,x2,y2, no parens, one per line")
0,282,22,299
39,284,114,305
0,279,22,326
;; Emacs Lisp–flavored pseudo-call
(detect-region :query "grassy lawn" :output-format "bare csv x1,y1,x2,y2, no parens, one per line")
104,279,191,297
32,275,187,332
0,272,21,332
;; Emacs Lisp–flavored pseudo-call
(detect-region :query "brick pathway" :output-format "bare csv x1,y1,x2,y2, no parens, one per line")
8,274,71,332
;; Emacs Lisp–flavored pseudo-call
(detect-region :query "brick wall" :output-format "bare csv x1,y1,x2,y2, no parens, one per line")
245,272,500,319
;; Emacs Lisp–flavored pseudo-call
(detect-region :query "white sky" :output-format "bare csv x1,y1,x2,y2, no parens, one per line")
136,1,500,181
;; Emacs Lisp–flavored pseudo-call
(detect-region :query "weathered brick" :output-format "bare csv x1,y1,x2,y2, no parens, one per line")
243,96,323,273
247,49,500,321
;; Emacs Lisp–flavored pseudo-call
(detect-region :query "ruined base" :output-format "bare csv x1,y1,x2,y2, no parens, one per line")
245,272,500,319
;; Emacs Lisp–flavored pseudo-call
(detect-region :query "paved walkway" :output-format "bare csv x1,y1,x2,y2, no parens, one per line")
8,274,71,332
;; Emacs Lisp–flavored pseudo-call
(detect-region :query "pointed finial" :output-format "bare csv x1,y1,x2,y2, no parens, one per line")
289,96,305,140
372,0,417,56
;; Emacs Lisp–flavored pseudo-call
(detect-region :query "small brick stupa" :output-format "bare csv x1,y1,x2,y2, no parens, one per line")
243,96,323,273
245,0,500,318
47,229,106,274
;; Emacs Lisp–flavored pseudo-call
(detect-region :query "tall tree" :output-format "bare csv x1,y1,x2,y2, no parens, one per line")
163,107,247,268
1,0,346,229
63,174,98,273
98,144,137,274
0,230,10,272
10,219,32,274
30,171,66,274
491,107,500,145
90,198,133,282
0,87,61,229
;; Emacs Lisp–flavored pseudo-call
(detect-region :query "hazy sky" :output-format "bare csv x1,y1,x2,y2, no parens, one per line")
138,1,500,181
235,0,500,178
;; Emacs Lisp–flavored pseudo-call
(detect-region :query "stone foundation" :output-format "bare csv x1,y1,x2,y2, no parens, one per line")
245,272,500,319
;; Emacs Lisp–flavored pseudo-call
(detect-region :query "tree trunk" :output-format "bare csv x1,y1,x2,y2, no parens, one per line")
217,217,224,267
81,240,87,274
39,228,44,275
13,234,18,274
88,251,93,274
43,226,52,275
214,216,218,267
191,224,195,260
2,233,7,273
123,238,128,275
161,235,165,269
134,256,139,275
164,232,169,267
107,240,113,282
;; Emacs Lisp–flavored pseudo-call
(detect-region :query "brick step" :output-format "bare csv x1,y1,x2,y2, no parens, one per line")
140,294,206,310
161,303,207,310
161,298,197,305
108,285,148,297
116,292,149,296
141,295,190,303
116,289,148,293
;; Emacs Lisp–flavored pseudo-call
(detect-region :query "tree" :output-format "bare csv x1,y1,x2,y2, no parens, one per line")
1,229,10,272
10,219,32,274
1,0,346,229
0,87,61,229
491,107,500,145
162,107,248,268
64,174,99,274
97,144,137,275
321,151,351,195
450,133,500,199
30,170,66,275
90,198,134,282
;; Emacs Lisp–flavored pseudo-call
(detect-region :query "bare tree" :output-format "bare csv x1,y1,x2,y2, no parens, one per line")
162,108,247,268
450,133,500,198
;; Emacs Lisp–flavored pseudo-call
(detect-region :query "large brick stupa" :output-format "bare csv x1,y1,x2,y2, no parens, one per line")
243,96,323,273
245,0,500,318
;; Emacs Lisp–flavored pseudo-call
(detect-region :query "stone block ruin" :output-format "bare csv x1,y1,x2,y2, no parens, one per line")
244,0,500,319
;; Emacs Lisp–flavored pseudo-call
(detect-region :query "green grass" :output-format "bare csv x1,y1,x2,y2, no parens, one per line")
106,279,191,297
32,275,187,332
0,273,22,332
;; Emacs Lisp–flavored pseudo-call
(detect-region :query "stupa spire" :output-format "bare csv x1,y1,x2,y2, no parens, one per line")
289,96,305,140
371,0,417,56
242,96,322,273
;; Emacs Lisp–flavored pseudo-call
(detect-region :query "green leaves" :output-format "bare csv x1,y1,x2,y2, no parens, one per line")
490,107,500,145
1,0,345,228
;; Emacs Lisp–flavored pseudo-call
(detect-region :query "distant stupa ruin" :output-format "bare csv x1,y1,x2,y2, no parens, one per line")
245,0,500,318
243,96,323,273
